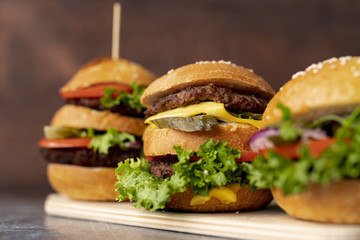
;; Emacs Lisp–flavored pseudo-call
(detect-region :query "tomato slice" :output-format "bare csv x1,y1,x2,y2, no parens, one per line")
308,137,336,158
38,138,91,148
260,137,335,159
237,151,259,162
145,151,258,163
60,83,133,99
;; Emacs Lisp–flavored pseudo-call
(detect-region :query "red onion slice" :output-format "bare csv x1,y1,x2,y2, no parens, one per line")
301,129,327,142
124,140,142,149
248,128,279,153
248,127,328,153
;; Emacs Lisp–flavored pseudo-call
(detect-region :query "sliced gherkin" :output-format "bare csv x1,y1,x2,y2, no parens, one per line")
231,111,263,120
44,126,82,139
151,115,218,132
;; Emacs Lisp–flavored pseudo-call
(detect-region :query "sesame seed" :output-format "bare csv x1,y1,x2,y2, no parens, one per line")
354,71,360,77
195,60,234,65
357,59,360,65
330,65,336,69
306,64,317,71
218,60,233,65
291,71,305,79
313,69,319,74
324,57,338,64
167,69,174,74
339,56,351,65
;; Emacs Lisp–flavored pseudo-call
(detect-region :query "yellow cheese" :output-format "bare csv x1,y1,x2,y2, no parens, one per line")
209,186,237,204
145,102,261,128
190,184,242,206
227,183,242,193
190,195,211,206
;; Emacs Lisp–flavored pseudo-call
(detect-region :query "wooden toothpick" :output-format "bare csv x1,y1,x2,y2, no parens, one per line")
112,2,121,59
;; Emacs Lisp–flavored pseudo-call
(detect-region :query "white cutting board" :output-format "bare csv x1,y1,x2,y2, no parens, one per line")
44,193,360,240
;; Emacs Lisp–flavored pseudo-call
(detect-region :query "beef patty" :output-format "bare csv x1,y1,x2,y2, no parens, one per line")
66,98,144,118
145,83,268,118
148,156,178,178
41,146,141,167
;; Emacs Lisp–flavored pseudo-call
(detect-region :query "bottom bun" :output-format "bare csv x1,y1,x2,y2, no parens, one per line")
47,163,118,201
165,186,273,212
272,179,360,223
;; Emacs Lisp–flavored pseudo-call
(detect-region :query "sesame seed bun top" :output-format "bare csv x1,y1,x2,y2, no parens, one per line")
262,56,360,126
60,58,156,93
140,61,275,108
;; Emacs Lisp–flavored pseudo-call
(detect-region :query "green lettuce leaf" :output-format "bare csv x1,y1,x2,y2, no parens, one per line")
100,82,146,113
115,158,186,211
173,140,246,196
275,103,302,142
88,128,135,154
115,140,253,211
247,106,360,195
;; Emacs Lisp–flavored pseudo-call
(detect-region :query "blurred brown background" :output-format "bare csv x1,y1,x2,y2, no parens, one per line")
1,0,360,195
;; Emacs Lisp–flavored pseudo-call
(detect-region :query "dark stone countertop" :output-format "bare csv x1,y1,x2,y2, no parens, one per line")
0,192,228,240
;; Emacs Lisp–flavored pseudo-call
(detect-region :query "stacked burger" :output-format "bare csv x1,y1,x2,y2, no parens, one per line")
39,58,156,201
115,61,275,212
247,56,360,223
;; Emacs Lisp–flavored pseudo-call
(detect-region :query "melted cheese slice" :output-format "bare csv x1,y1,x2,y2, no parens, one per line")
190,183,242,206
145,102,261,128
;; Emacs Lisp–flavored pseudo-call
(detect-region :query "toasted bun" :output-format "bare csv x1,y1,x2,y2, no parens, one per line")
166,186,272,212
141,61,275,107
61,58,156,93
47,163,118,201
143,123,257,156
272,180,360,223
51,104,146,136
263,56,360,126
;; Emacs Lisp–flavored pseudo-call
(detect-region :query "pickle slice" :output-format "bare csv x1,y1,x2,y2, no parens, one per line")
231,111,263,120
151,115,218,132
44,126,82,139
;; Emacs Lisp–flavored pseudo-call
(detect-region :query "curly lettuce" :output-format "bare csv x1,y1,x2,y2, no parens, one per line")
88,128,135,154
100,82,146,113
246,105,360,195
115,140,253,211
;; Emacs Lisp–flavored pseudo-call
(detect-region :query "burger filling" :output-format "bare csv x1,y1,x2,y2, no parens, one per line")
246,103,360,195
143,83,269,131
147,157,177,179
40,146,141,167
66,98,144,118
62,82,146,118
145,83,268,117
114,140,260,211
39,127,141,168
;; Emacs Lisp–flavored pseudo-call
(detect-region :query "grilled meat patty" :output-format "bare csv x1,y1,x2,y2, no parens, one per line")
66,98,144,118
148,156,178,178
41,146,141,167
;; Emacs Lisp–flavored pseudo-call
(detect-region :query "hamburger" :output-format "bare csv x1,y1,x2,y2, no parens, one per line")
38,58,156,200
247,56,360,223
115,60,275,212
